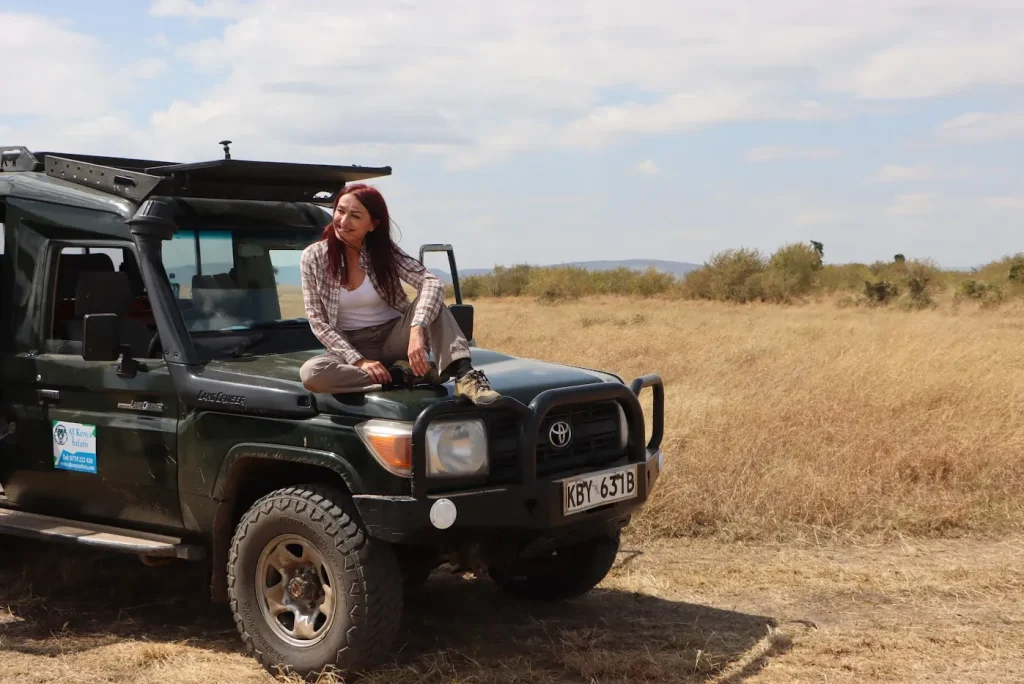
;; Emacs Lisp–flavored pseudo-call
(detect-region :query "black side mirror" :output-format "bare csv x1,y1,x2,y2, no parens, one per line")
449,303,474,342
82,313,121,362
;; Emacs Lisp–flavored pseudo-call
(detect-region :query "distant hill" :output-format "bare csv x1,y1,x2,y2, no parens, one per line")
429,259,700,284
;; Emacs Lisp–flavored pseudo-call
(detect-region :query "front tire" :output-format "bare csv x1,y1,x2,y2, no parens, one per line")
227,485,403,679
488,531,621,602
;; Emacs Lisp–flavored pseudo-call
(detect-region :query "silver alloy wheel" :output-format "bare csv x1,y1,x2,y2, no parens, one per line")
255,533,338,647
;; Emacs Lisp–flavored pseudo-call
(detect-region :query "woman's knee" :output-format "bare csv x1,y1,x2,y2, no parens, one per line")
300,355,333,391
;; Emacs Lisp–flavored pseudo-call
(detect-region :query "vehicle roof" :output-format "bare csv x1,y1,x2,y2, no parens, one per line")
1,145,391,212
0,145,383,229
1,172,139,218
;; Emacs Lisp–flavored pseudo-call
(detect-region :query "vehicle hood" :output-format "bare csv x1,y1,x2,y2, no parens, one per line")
206,348,624,421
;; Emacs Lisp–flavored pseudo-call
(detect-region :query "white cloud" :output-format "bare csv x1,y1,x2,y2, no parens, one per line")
135,58,168,80
887,192,942,217
840,36,1024,100
983,195,1024,210
936,111,1024,144
6,1,1024,169
149,0,250,19
743,145,845,162
632,160,661,176
128,0,1024,165
870,164,939,183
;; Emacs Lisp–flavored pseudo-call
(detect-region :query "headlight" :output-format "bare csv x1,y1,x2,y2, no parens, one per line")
355,418,489,479
426,418,489,478
355,419,413,477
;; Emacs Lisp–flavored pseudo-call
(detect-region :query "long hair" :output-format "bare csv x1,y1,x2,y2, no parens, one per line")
321,184,404,302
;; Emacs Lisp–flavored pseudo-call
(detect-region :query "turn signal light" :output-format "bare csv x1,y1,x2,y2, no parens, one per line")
355,420,413,476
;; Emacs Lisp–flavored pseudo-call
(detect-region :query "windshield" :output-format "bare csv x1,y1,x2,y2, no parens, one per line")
161,227,320,357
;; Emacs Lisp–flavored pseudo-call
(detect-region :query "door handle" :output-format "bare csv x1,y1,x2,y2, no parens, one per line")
37,389,60,404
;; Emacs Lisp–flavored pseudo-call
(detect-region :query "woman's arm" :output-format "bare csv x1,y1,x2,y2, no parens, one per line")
394,247,446,326
300,246,364,364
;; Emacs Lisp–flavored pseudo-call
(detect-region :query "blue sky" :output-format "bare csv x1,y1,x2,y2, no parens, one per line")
3,0,1023,270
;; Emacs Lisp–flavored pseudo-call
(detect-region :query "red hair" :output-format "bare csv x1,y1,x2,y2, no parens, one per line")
321,184,404,302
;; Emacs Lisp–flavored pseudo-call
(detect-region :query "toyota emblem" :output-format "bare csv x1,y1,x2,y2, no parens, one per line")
548,421,572,449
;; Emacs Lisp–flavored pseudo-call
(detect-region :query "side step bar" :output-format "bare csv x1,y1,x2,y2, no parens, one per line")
0,507,205,560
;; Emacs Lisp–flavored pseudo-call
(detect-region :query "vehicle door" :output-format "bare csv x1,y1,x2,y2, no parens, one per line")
0,202,183,533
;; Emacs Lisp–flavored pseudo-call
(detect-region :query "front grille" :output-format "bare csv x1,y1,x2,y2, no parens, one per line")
486,401,625,483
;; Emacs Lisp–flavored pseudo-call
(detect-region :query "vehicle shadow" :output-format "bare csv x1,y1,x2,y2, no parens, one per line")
0,539,786,682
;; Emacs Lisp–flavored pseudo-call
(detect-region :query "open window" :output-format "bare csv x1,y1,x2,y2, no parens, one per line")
46,242,160,359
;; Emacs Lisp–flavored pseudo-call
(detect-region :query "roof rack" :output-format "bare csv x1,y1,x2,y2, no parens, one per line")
0,144,392,205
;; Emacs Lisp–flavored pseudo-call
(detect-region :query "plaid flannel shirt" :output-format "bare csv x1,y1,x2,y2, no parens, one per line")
300,240,446,365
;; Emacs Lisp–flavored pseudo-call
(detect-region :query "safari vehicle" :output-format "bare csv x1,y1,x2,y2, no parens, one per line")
0,144,665,679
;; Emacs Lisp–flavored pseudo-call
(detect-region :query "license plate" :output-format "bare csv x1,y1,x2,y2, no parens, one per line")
562,464,638,515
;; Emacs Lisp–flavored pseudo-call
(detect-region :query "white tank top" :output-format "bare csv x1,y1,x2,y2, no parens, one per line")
336,276,402,331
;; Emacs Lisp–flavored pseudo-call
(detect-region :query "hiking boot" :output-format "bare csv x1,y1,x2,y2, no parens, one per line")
390,360,443,387
454,369,500,405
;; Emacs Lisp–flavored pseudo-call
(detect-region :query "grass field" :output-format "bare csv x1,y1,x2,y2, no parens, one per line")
2,293,1023,682
471,295,1024,543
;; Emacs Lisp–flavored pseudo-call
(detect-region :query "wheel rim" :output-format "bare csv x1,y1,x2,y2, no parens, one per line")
255,533,338,648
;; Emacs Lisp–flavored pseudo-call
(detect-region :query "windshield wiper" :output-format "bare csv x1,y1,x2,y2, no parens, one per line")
229,333,267,358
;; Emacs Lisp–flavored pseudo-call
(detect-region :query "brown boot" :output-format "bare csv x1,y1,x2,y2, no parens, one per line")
454,369,500,405
390,360,443,387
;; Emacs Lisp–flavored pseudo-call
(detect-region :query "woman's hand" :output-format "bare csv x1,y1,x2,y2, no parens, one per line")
408,325,429,376
355,358,390,384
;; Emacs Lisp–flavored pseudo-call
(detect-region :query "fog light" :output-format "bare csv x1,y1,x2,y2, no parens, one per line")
429,498,457,530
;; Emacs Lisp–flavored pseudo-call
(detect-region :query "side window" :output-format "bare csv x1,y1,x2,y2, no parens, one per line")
47,243,159,358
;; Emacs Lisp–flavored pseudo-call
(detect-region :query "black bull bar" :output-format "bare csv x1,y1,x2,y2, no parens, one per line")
409,375,664,498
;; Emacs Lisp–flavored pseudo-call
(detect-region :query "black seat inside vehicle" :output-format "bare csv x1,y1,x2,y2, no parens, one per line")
67,271,153,357
56,253,115,300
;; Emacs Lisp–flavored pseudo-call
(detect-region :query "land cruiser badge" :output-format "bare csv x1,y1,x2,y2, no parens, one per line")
198,391,246,409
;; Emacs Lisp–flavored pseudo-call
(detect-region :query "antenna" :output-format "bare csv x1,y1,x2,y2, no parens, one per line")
219,140,232,160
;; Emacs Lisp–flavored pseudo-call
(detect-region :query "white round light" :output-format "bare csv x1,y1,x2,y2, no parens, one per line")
429,498,457,530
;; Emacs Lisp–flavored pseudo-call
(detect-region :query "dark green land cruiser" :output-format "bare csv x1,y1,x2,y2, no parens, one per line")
0,145,665,679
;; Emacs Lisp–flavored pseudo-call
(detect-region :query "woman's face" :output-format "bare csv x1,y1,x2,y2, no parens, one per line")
333,193,376,246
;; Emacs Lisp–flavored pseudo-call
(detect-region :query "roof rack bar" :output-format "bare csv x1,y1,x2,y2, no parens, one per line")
5,146,392,204
45,155,168,203
35,151,178,172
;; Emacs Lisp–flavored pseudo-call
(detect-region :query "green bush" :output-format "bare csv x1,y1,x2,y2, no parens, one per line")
682,248,768,303
768,242,822,294
902,259,939,308
954,279,1004,307
863,279,899,304
820,263,873,293
448,245,1024,307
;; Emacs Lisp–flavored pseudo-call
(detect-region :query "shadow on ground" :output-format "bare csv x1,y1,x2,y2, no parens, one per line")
0,539,785,682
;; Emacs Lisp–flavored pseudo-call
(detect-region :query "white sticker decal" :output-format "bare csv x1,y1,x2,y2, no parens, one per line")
52,421,97,474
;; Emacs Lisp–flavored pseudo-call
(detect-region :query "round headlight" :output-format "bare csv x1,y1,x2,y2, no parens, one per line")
426,419,489,478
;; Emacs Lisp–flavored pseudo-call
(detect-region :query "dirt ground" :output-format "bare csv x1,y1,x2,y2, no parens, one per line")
1,534,1021,683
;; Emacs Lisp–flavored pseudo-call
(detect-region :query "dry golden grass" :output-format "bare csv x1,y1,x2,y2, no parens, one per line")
466,295,1024,543
4,293,1023,682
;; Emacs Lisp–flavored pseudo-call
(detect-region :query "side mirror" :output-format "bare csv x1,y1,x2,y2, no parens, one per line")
449,303,474,342
82,313,121,362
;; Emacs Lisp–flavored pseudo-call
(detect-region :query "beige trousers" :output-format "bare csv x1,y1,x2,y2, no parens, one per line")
299,297,471,394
